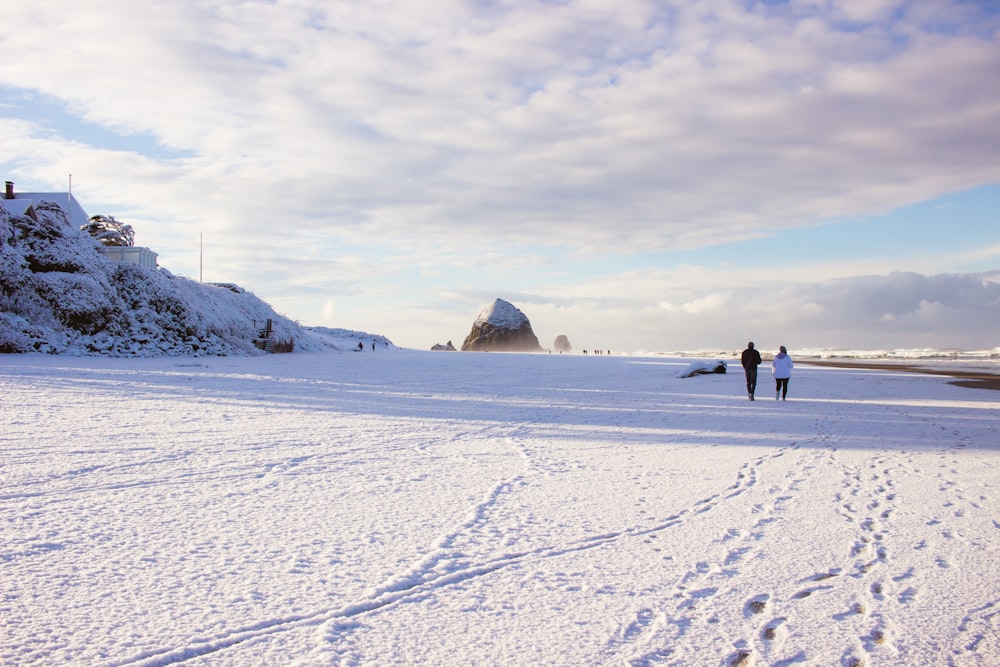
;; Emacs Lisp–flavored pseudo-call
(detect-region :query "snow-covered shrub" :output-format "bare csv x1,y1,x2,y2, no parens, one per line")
0,206,13,246
2,239,67,335
1,241,30,294
0,312,36,353
81,214,134,247
0,311,71,353
9,204,99,274
32,271,117,335
111,263,194,334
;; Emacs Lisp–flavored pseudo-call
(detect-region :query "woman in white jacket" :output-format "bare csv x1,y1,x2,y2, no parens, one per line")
772,345,793,400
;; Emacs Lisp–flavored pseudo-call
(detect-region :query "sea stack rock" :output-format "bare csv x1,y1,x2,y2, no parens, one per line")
461,299,543,352
553,335,572,353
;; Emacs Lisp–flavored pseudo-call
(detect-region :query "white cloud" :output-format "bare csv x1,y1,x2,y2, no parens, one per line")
832,0,904,23
658,291,732,315
3,1,998,247
512,269,1000,353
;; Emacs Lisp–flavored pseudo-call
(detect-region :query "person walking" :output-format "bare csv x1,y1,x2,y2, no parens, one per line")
772,345,793,400
741,341,762,400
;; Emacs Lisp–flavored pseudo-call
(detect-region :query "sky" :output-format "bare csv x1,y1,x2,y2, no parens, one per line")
1,0,999,353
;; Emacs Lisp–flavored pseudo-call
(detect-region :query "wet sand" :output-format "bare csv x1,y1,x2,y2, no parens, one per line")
798,359,1000,391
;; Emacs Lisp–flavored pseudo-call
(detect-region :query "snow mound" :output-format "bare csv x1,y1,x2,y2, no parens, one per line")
678,359,728,377
305,326,397,351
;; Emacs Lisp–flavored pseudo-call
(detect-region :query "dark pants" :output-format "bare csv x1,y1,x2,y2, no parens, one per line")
775,377,789,398
744,367,758,395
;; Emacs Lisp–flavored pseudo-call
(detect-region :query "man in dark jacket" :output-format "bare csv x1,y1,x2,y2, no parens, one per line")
741,341,762,400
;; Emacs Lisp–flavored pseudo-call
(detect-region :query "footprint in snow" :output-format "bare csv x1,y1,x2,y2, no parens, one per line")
792,584,833,600
726,639,755,667
725,546,752,565
833,602,867,621
861,621,893,653
723,527,748,541
761,617,787,641
622,608,657,641
728,649,753,666
745,593,769,616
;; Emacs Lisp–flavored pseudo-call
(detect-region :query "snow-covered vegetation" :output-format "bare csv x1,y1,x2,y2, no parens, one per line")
0,198,369,356
80,214,135,247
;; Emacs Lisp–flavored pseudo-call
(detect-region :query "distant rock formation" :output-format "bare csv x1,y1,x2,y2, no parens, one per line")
553,335,572,353
431,340,457,351
461,299,543,352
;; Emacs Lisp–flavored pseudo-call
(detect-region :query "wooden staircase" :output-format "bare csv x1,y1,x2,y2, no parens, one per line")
254,319,273,352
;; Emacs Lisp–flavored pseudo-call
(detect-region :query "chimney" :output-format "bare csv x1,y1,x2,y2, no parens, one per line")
4,181,13,200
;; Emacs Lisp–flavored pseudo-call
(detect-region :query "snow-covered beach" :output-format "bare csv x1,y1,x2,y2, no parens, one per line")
3,350,999,666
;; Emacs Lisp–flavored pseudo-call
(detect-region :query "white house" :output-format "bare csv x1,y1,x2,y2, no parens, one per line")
95,245,159,270
4,180,158,270
4,180,90,228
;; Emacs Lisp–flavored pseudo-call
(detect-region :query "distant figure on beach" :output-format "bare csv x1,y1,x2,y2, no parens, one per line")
357,341,364,351
772,345,793,400
741,341,762,400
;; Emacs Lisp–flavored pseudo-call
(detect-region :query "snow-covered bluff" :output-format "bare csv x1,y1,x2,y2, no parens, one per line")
461,298,543,352
0,196,361,356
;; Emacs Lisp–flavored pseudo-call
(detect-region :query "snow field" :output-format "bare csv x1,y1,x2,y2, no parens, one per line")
2,351,999,666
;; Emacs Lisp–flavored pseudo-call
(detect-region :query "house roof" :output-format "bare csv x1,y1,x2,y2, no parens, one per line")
0,198,38,218
7,192,91,228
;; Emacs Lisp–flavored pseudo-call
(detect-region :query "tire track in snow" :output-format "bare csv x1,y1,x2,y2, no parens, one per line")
109,485,685,665
111,434,782,666
109,471,522,666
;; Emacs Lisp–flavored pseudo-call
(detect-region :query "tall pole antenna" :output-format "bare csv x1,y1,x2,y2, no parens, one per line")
200,233,203,283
